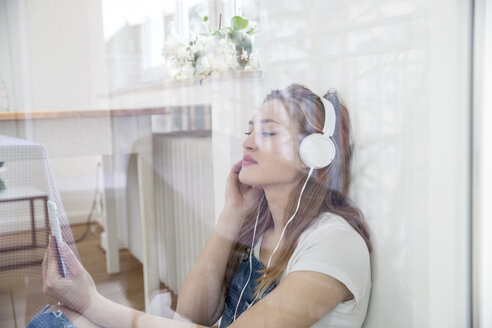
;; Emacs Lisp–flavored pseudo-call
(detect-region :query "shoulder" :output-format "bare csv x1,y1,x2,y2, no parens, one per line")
297,212,369,252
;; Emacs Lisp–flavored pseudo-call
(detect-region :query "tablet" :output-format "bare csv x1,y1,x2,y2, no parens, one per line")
47,200,68,277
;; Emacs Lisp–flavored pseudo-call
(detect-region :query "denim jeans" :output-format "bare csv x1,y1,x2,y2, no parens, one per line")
220,248,277,328
26,305,77,328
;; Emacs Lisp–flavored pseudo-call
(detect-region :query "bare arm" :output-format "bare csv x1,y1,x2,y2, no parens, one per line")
176,160,264,326
176,208,242,326
229,271,352,328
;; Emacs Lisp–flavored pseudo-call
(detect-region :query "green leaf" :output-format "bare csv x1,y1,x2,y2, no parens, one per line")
246,24,259,35
231,16,249,30
203,16,208,22
193,51,201,63
246,27,255,35
230,30,242,42
231,31,252,51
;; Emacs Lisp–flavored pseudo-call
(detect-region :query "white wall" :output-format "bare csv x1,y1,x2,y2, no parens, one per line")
0,0,109,225
0,0,108,111
24,0,108,111
0,0,31,112
259,0,471,327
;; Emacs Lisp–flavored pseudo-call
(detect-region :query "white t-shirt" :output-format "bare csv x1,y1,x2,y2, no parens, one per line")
253,212,371,328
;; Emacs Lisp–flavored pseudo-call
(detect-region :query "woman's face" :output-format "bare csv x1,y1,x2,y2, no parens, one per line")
239,99,306,187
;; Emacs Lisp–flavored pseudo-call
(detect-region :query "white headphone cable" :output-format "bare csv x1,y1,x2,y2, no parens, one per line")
241,166,315,313
233,195,264,321
266,167,314,269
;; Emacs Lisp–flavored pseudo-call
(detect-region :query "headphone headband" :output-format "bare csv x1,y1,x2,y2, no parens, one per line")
320,95,336,137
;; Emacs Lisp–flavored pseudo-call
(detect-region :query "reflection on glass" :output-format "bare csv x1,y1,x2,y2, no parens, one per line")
0,0,474,327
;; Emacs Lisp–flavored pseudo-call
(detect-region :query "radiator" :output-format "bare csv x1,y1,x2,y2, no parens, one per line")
153,131,215,294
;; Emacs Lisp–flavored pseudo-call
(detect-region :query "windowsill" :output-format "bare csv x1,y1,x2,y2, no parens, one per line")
106,70,262,97
0,107,174,121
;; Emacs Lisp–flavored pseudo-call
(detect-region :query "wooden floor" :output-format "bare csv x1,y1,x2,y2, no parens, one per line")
0,223,177,327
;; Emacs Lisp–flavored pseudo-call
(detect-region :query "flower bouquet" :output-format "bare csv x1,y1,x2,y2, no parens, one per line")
162,15,259,80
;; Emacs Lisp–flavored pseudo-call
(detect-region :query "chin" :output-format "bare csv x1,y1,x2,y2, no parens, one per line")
238,168,261,186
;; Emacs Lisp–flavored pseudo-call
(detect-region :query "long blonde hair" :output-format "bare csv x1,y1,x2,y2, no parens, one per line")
224,84,371,299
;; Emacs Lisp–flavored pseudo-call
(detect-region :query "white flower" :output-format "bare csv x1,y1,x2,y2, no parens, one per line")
217,38,234,52
214,58,230,72
179,62,195,78
176,44,189,59
195,53,214,76
240,48,248,61
245,52,260,71
204,35,218,52
190,34,206,53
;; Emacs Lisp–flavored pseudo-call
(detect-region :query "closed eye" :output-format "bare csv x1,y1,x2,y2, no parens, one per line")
244,132,276,137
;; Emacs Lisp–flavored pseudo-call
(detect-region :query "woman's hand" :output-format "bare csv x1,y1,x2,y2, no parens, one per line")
42,235,98,314
223,160,264,218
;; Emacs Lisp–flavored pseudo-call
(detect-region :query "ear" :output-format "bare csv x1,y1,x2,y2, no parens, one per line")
299,158,309,170
297,135,309,170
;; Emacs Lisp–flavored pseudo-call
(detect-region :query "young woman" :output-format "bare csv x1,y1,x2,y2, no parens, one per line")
35,84,371,327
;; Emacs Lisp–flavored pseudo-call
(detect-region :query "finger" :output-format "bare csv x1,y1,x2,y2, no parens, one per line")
227,162,243,190
231,160,243,175
227,174,242,199
59,242,85,277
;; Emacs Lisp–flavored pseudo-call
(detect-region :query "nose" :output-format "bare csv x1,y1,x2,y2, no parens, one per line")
242,131,259,151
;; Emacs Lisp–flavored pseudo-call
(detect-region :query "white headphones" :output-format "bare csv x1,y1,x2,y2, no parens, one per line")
298,94,337,169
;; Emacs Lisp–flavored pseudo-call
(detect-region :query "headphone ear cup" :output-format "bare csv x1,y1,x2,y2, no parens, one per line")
299,133,336,169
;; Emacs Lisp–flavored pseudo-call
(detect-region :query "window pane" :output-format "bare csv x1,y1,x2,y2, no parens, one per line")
102,0,176,89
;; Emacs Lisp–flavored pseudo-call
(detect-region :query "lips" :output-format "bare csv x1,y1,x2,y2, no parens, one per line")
242,155,257,166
